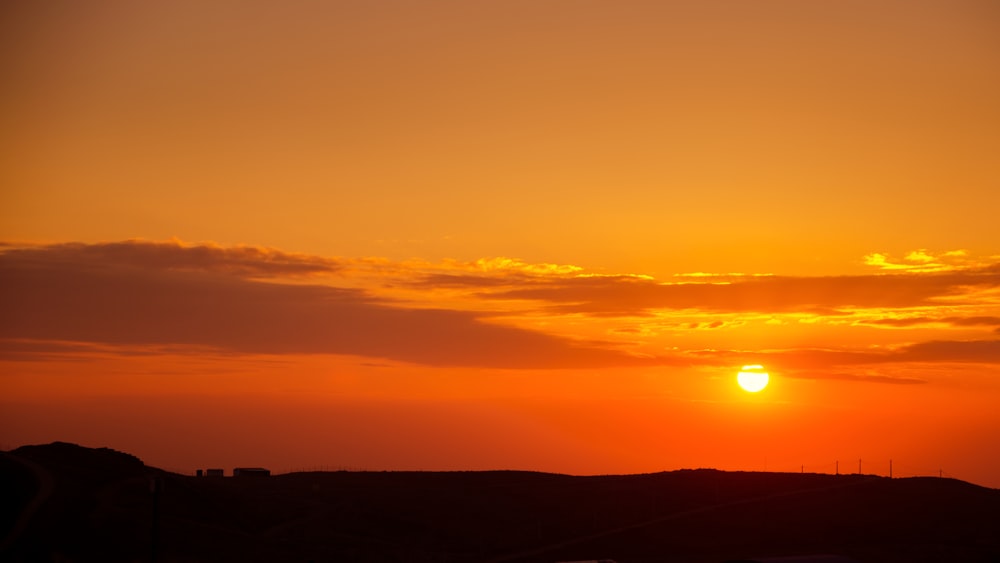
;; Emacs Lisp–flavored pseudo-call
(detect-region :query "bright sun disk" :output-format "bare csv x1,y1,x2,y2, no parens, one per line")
737,365,769,392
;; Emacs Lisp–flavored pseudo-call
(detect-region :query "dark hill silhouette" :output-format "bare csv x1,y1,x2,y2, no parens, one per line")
2,443,999,563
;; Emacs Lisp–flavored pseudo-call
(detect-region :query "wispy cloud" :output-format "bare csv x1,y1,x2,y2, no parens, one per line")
3,241,999,377
478,269,1000,316
0,239,343,277
0,241,646,369
782,370,928,385
859,316,1000,329
687,340,1000,371
863,249,975,272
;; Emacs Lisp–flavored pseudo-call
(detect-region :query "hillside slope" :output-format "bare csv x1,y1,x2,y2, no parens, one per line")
2,443,998,562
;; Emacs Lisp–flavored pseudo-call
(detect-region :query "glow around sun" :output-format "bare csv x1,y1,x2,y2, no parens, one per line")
737,365,769,392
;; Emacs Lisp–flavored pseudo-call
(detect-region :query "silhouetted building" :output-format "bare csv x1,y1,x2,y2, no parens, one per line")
205,468,224,477
233,467,270,477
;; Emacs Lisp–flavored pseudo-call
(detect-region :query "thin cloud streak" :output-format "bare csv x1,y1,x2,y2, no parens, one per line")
3,241,999,375
0,241,645,369
782,371,928,385
479,271,1000,315
0,240,343,277
688,340,1000,371
860,316,1000,329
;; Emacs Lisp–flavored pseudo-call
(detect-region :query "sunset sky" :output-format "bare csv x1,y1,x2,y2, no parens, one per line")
2,1,999,487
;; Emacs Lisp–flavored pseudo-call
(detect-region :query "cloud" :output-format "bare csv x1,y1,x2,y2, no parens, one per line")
465,257,583,275
0,241,647,369
687,340,1000,371
900,339,1000,364
861,316,1000,329
781,371,928,385
0,339,110,362
0,239,342,278
0,338,224,362
862,248,975,272
3,241,999,374
478,268,1000,316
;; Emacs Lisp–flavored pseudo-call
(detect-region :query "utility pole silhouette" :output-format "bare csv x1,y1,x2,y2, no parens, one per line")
835,460,839,476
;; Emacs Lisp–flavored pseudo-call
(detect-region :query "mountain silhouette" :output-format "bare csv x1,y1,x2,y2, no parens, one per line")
2,443,999,562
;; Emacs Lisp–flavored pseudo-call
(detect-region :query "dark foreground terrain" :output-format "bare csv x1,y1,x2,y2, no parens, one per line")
2,443,998,563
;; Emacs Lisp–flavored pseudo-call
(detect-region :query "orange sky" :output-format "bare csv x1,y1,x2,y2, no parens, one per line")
2,1,999,487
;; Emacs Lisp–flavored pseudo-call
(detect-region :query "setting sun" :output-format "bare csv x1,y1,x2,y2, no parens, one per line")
737,365,770,393
2,0,1000,498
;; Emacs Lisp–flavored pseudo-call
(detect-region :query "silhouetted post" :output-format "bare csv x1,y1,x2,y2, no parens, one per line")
150,477,163,563
939,469,942,478
835,461,838,475
801,465,804,474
